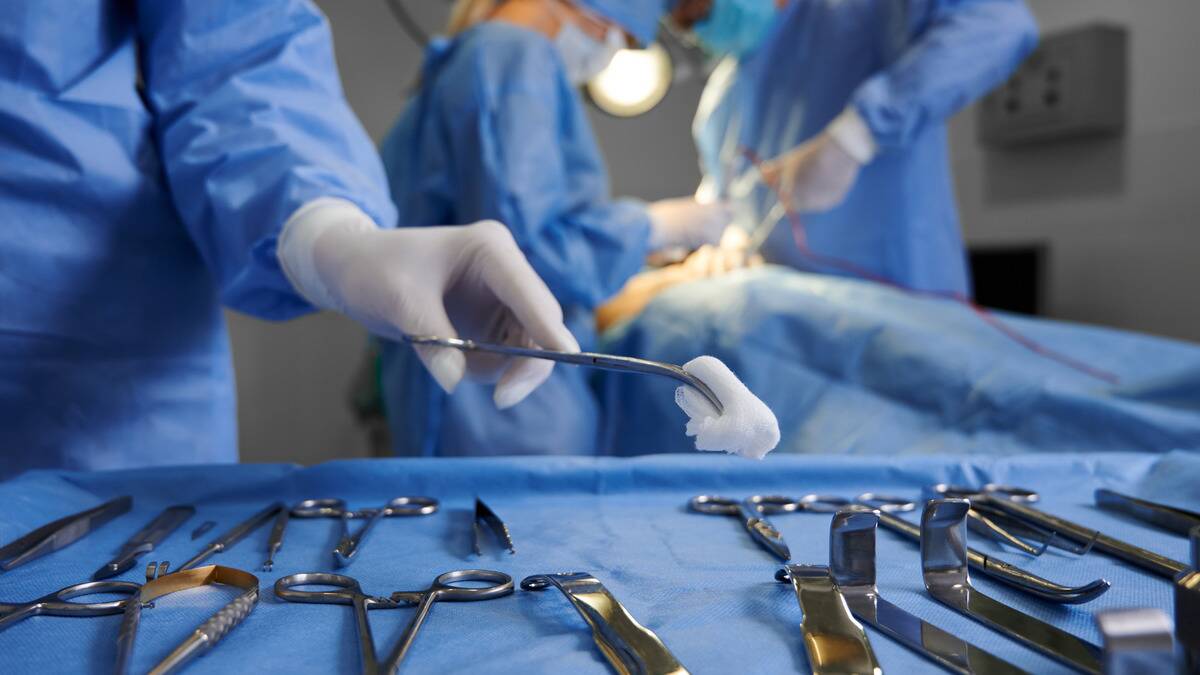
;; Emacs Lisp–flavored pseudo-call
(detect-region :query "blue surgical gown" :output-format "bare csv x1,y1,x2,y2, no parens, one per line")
378,22,652,456
0,1,395,478
695,0,1038,295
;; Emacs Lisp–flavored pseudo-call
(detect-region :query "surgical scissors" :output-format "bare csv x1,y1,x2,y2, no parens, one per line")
291,496,438,568
404,335,724,415
688,495,803,561
0,579,140,632
933,484,1189,579
275,569,513,675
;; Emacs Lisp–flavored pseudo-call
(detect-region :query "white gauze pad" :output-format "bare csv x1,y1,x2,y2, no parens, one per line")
675,355,780,459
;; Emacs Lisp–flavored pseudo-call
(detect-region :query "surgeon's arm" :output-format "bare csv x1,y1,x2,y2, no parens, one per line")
850,0,1039,149
135,0,396,319
448,68,652,311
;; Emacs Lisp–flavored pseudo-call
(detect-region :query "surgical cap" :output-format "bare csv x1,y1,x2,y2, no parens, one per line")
578,0,671,46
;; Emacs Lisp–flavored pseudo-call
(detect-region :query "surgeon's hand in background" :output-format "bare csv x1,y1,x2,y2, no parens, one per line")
646,195,733,252
759,106,877,214
277,198,578,410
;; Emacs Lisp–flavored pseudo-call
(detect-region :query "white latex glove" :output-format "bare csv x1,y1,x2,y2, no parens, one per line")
277,198,579,410
760,106,877,214
646,196,732,251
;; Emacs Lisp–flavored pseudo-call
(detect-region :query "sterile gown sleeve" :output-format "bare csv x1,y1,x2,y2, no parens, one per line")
135,0,397,319
443,48,651,311
851,0,1039,148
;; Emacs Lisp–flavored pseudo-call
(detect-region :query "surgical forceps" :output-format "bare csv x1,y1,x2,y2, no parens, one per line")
473,498,515,556
688,495,803,561
521,572,689,675
0,496,132,572
0,579,140,633
404,335,724,415
291,496,438,568
275,569,513,675
925,485,1089,557
1095,488,1200,537
777,509,1027,675
934,484,1190,579
922,499,1103,674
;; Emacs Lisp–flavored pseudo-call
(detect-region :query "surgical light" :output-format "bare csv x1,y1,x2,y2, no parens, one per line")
586,43,673,117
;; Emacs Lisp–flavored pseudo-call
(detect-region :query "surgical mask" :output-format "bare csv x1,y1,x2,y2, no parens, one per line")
692,0,777,59
552,6,626,85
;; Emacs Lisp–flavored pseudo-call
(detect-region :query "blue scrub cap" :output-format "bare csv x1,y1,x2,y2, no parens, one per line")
577,0,671,46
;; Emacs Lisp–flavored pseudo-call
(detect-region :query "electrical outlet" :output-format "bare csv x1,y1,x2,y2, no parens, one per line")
978,24,1127,147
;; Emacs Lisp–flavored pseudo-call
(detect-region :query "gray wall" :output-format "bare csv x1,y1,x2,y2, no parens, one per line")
234,0,1198,464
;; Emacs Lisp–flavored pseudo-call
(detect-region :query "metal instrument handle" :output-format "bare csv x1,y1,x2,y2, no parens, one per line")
148,588,259,675
781,564,881,675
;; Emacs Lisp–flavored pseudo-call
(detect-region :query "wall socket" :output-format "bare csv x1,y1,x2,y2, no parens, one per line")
978,24,1128,147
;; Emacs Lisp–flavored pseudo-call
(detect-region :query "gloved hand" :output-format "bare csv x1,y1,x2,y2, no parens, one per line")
646,196,733,251
759,106,877,214
277,198,579,409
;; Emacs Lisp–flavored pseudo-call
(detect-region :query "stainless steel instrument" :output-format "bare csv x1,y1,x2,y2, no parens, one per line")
262,507,289,572
1176,527,1200,673
1094,608,1176,675
688,495,797,561
291,496,438,568
93,505,194,580
778,563,881,675
276,569,513,675
0,496,132,572
934,484,1188,579
1095,488,1200,537
403,335,724,415
114,565,260,675
779,508,1027,675
521,572,689,675
921,499,1103,674
173,502,285,572
792,494,1109,604
473,498,515,556
0,580,140,633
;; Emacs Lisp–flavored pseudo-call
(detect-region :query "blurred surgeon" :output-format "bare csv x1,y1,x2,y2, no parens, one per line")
0,0,575,477
379,0,730,456
673,0,1038,295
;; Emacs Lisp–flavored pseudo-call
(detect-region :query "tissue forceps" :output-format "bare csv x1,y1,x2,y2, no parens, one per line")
0,496,132,572
291,496,438,568
797,494,1110,604
934,484,1189,579
275,569,513,674
403,335,723,415
0,579,140,632
1095,488,1200,537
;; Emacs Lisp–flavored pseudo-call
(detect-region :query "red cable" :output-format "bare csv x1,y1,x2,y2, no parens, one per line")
740,147,1120,385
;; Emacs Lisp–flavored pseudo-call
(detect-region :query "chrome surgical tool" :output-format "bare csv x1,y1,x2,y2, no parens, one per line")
473,498,515,556
688,494,799,561
935,484,1189,579
777,563,881,675
0,579,140,633
404,335,724,415
262,507,289,572
276,569,513,675
1176,527,1200,673
0,496,132,572
94,505,194,580
1094,608,1176,675
291,496,438,568
115,565,259,675
173,502,285,572
777,509,1027,675
795,494,1110,604
1095,488,1200,537
190,521,215,540
521,572,689,675
921,499,1103,674
925,485,1078,557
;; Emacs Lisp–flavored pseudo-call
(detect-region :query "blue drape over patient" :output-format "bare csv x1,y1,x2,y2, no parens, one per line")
378,22,652,456
598,268,1200,456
